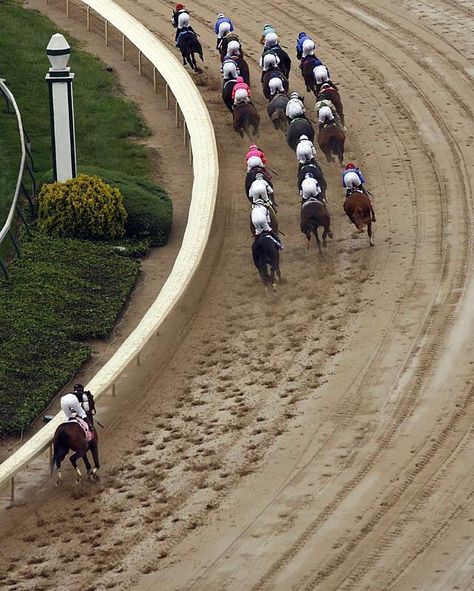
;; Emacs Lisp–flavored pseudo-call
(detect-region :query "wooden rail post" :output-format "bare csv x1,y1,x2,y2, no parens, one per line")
86,6,90,31
104,20,109,46
122,34,126,60
165,83,170,109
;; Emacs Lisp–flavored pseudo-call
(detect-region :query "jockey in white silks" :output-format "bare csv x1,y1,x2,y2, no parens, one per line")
251,200,272,235
286,92,305,120
315,98,341,128
302,38,316,58
222,59,238,80
248,173,274,204
268,77,284,97
234,88,250,104
61,392,87,421
247,155,264,171
263,32,279,49
318,105,335,128
226,39,241,57
300,174,323,203
261,52,280,71
313,64,330,86
296,135,317,165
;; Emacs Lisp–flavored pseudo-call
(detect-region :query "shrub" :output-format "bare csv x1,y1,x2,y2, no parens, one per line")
38,174,128,240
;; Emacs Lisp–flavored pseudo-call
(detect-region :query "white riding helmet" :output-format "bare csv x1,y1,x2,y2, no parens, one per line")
264,32,278,47
254,199,265,206
299,135,309,141
227,40,240,53
305,172,314,179
290,91,300,99
255,173,264,179
263,53,277,69
217,13,225,18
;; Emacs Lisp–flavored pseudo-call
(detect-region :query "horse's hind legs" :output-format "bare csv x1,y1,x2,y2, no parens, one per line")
70,452,83,482
314,229,322,254
368,222,374,246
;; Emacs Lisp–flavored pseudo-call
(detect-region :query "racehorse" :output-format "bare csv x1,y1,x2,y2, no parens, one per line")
222,78,237,112
286,117,314,151
317,84,345,126
300,198,333,254
262,46,291,79
343,190,376,246
177,31,204,72
233,56,250,85
261,69,289,101
245,166,273,196
298,162,327,201
267,91,289,131
220,32,244,61
252,234,281,291
318,122,345,163
233,102,260,138
301,58,319,94
51,391,100,484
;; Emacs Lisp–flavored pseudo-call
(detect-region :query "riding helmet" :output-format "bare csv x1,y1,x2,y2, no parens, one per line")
290,92,300,99
299,135,308,141
176,3,184,10
74,383,84,391
298,32,306,38
254,199,265,205
345,163,356,169
255,173,264,179
217,13,225,18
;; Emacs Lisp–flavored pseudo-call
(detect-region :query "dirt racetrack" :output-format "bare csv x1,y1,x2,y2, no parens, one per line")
1,1,473,590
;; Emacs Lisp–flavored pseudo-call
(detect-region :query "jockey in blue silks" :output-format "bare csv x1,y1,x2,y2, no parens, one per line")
214,13,234,49
296,32,313,59
342,163,367,197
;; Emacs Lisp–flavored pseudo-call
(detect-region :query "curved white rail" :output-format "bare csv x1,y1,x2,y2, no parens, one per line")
0,0,218,495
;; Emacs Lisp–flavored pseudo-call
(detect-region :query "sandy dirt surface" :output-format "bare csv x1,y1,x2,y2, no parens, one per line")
0,0,473,590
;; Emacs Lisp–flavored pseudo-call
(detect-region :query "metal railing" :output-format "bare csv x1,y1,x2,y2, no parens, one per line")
0,79,36,278
0,0,218,503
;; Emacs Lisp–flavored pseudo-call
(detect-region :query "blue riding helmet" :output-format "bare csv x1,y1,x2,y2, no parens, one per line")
298,32,306,38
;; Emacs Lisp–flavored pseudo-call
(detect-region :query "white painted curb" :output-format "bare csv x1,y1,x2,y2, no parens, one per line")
0,0,218,491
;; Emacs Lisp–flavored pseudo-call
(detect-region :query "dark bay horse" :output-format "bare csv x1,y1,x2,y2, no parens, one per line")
318,122,345,164
262,46,291,79
261,69,289,101
219,33,244,61
343,190,376,246
51,392,100,484
252,234,281,291
234,56,250,85
300,198,333,253
267,91,289,131
245,166,273,196
222,78,237,112
286,117,314,151
177,31,204,72
233,102,260,138
301,58,318,94
298,162,327,201
317,84,345,126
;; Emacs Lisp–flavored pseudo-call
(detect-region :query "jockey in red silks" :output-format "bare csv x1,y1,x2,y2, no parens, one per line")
232,76,251,104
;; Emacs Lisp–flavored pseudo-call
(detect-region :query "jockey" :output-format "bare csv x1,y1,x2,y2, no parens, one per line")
315,98,341,128
232,76,251,104
313,64,331,87
251,200,282,249
286,91,306,120
342,163,367,197
172,4,191,42
296,135,317,166
246,144,267,166
214,13,233,49
263,32,279,49
268,77,285,97
261,52,280,71
226,39,241,57
249,173,274,205
300,173,324,203
296,32,314,59
260,23,277,45
61,385,88,423
222,58,239,80
318,105,335,129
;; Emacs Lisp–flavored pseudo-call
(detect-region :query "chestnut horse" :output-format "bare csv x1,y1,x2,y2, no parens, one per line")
252,234,281,291
317,84,345,126
233,102,260,138
318,122,345,164
343,190,376,246
51,391,100,484
300,198,333,253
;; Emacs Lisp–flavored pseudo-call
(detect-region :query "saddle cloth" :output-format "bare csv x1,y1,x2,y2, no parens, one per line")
69,416,93,442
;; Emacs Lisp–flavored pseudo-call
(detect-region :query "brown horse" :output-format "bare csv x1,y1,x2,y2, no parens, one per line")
219,32,244,61
318,122,345,164
51,391,100,484
343,190,376,246
317,84,345,126
300,198,333,253
233,102,260,138
252,234,281,291
301,58,318,94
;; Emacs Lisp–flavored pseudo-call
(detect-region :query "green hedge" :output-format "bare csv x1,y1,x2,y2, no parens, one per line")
0,232,140,434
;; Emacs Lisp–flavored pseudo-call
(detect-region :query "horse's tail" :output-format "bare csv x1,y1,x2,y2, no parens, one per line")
51,426,69,475
353,205,365,230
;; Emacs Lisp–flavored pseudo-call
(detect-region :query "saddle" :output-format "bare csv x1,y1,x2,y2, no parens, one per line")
302,196,325,208
346,188,364,198
69,416,94,442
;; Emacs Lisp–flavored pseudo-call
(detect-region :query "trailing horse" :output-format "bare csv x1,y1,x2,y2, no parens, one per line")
343,190,376,246
286,117,314,151
176,30,204,72
233,102,260,139
300,198,333,254
267,91,289,131
233,56,250,85
318,122,345,164
261,69,289,101
222,78,237,112
51,391,100,484
298,163,327,201
252,234,281,291
262,46,291,79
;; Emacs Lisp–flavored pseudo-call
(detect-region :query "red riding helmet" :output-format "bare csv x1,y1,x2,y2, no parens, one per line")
345,163,356,170
176,3,184,10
